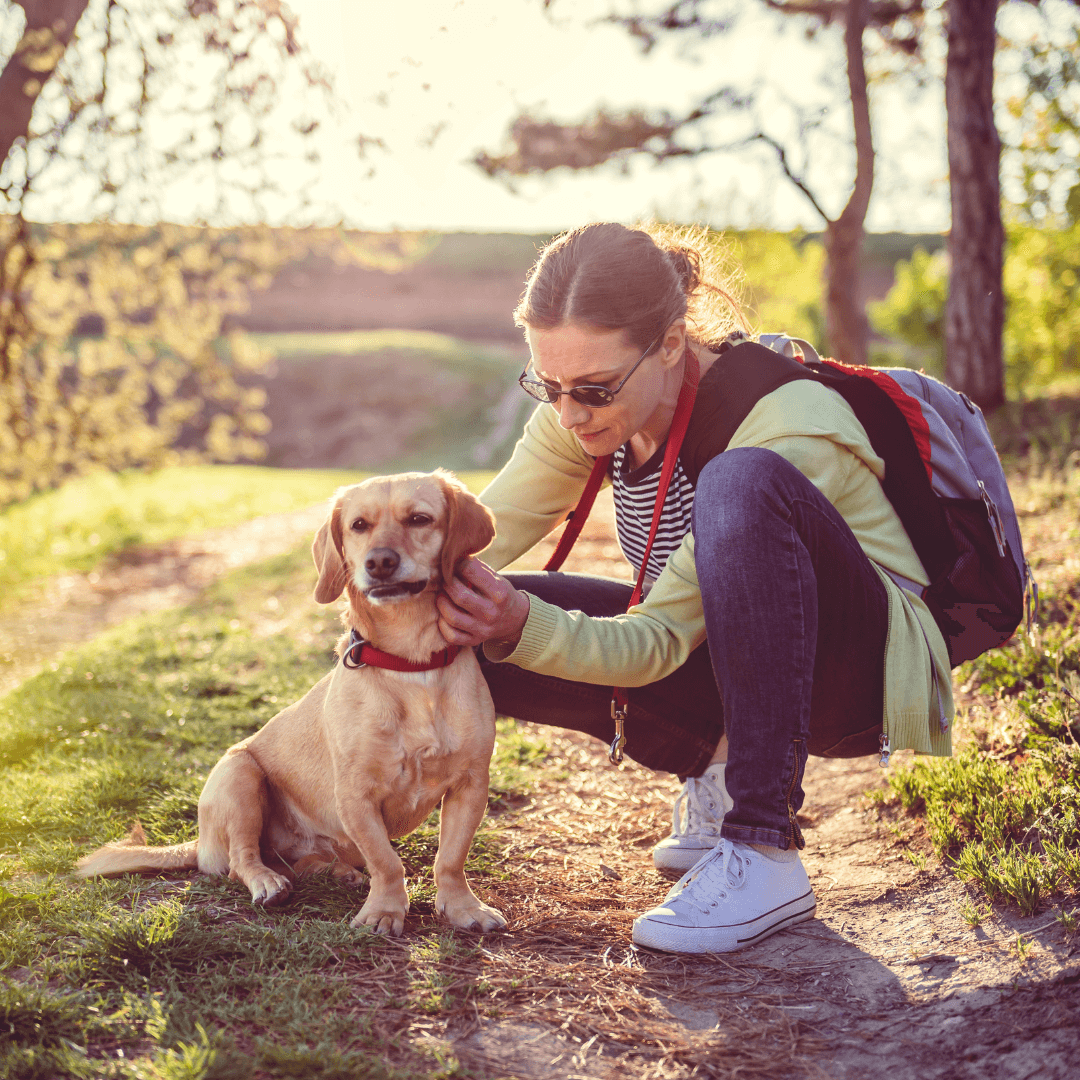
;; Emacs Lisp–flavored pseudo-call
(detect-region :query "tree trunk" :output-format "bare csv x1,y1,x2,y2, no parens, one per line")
944,0,1004,412
824,0,874,367
0,0,90,171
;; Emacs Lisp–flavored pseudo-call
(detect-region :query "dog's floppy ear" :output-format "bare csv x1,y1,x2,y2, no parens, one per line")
312,497,348,604
437,472,496,585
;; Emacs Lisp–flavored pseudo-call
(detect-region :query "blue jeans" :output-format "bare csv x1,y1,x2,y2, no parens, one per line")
480,448,889,849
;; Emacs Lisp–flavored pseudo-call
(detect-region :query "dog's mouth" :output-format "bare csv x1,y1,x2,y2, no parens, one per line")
364,578,429,601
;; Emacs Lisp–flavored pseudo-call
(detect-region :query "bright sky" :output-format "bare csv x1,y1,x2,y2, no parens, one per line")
3,0,1068,232
290,0,955,234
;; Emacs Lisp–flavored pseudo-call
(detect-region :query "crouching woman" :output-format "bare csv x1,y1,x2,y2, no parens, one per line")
436,222,952,954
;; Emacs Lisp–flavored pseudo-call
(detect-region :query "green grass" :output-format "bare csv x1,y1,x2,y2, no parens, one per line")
244,328,516,366
0,465,365,604
0,535,542,1079
0,465,496,607
875,454,1080,918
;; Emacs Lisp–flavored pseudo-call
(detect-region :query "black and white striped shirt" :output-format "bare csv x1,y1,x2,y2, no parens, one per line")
611,443,696,585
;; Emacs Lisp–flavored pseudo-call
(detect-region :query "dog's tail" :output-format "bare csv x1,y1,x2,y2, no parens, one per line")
74,822,199,878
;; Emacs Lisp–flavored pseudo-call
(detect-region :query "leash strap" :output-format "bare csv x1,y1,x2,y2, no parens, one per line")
543,454,611,572
535,348,701,765
342,629,461,672
609,350,700,763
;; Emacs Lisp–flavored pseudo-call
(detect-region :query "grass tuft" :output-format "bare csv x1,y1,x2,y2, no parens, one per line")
874,458,1080,919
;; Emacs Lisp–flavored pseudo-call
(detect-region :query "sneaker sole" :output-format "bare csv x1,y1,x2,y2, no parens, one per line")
631,890,817,954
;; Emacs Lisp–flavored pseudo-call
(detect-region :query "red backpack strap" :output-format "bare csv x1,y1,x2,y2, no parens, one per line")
543,454,611,571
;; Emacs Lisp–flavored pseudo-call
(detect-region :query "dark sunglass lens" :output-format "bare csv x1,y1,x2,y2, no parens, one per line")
573,386,613,408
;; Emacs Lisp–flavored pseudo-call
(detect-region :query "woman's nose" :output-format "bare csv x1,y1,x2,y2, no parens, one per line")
556,393,591,430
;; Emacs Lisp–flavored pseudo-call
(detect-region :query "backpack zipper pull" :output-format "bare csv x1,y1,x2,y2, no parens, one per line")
978,481,1007,557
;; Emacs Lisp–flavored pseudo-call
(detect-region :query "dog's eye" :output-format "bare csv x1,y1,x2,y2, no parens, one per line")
350,518,369,533
407,513,433,527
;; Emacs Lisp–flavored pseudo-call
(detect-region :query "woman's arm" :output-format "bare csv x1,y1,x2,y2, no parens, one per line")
437,540,706,688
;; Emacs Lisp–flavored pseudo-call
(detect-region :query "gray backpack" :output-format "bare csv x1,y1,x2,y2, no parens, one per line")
760,334,1036,667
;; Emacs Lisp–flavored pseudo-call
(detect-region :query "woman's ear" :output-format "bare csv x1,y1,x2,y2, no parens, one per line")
437,472,496,585
312,498,348,604
659,318,687,370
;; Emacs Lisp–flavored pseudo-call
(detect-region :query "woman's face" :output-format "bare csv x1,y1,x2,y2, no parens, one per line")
524,322,685,458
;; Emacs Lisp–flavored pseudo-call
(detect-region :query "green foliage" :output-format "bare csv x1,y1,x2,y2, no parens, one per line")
0,223,382,508
1004,222,1080,390
869,223,1080,395
868,247,947,376
999,19,1080,224
0,533,539,1078
735,230,826,346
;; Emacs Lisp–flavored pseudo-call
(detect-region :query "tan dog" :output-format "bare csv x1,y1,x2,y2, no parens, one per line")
76,471,506,936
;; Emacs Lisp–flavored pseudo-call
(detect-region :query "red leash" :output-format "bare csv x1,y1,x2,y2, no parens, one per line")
544,349,701,764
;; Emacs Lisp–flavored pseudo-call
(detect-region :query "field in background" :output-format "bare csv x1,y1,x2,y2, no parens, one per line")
235,228,944,346
240,330,532,474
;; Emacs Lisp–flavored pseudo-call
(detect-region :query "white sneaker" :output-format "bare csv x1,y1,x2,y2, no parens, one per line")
652,763,733,873
633,839,816,954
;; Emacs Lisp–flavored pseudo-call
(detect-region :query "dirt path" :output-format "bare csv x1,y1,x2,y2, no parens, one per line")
0,503,328,697
3,487,1078,1078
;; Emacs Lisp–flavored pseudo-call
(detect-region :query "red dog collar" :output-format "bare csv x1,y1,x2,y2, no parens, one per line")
342,629,461,672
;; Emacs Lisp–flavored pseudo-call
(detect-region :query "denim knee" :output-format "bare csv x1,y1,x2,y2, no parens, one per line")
692,446,806,544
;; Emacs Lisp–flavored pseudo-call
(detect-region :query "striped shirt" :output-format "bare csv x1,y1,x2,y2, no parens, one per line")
611,443,696,585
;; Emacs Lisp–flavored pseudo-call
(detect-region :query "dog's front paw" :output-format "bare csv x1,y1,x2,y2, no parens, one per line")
437,893,507,934
352,894,408,936
248,870,291,907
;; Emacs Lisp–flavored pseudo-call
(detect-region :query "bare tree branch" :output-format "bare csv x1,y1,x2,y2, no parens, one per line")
473,86,751,178
0,0,91,168
749,133,832,222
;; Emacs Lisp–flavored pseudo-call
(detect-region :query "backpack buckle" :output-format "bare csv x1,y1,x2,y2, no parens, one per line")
978,481,1007,558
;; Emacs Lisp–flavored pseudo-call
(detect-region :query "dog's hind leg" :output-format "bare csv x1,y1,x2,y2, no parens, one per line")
292,842,366,887
197,745,291,906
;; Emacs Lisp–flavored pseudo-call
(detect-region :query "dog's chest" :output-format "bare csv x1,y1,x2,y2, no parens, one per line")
359,675,474,783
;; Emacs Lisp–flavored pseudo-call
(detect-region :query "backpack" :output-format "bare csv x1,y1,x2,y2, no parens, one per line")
758,334,1036,667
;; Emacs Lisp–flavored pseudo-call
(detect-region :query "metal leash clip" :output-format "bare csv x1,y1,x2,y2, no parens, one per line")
609,699,627,765
878,732,892,768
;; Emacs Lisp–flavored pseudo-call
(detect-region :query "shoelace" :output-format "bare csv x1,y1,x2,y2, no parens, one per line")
665,840,749,913
670,773,725,839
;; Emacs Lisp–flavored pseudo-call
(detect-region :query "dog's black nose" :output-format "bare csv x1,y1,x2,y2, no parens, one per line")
365,547,401,580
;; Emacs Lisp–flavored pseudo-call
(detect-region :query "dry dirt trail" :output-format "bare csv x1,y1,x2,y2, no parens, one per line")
2,489,1077,1079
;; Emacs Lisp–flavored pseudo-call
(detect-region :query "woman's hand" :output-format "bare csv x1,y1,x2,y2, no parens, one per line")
436,556,530,649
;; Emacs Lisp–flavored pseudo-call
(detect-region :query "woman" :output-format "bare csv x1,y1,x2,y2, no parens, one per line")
435,222,952,955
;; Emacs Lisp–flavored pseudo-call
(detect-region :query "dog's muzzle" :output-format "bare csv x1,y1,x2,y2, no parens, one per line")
364,578,429,601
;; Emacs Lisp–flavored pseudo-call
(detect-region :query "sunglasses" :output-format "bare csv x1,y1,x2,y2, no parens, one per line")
518,336,660,409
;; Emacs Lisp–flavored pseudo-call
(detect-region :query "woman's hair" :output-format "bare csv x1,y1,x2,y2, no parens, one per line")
514,222,750,352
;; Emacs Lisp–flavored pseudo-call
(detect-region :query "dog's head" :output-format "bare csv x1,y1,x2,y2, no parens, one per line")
311,470,496,606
